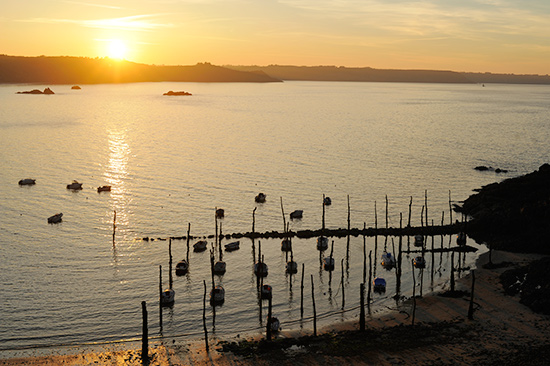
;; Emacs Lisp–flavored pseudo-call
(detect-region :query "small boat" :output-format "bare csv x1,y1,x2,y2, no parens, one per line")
215,208,224,218
224,241,240,252
373,277,386,293
289,210,303,219
413,256,426,269
317,236,329,251
175,259,189,275
323,197,332,206
268,316,280,332
193,240,208,252
66,180,83,190
414,234,424,247
261,284,272,299
323,257,335,271
255,192,266,203
18,178,36,186
456,232,467,246
97,185,111,193
161,288,175,306
213,260,226,275
381,252,396,269
210,285,225,304
47,213,63,224
281,239,292,251
286,260,298,274
254,261,268,277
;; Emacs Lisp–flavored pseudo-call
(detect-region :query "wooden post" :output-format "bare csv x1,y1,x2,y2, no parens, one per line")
266,295,273,341
367,250,372,311
341,258,345,309
420,206,424,227
360,283,366,331
450,251,455,292
449,190,453,225
280,197,286,232
374,201,378,230
322,194,326,231
408,196,412,227
362,222,367,284
425,190,428,229
385,195,388,229
300,263,305,318
159,265,163,331
411,261,416,326
347,195,351,231
169,238,173,290
202,280,209,351
441,211,445,227
252,207,257,233
141,301,148,362
186,223,191,262
112,210,116,241
468,270,476,320
311,275,317,336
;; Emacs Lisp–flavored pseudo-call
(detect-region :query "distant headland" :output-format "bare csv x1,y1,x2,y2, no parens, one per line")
1,55,549,85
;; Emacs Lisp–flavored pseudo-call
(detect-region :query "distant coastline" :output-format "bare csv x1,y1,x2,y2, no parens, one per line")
1,54,550,85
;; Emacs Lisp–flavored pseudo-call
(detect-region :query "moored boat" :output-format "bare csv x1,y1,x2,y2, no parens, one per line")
373,277,386,293
18,178,36,186
47,213,63,224
255,192,266,203
213,260,226,275
317,236,329,251
254,261,268,277
210,285,225,304
289,210,303,219
268,316,280,332
413,256,426,268
193,240,208,252
224,241,240,252
281,238,292,251
286,260,298,274
67,180,83,190
97,185,111,193
215,208,224,218
414,234,424,247
261,284,272,299
161,288,175,306
175,259,189,275
381,252,396,269
323,196,332,206
457,232,467,246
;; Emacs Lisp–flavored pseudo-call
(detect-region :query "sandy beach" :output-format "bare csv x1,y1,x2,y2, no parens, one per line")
2,249,549,366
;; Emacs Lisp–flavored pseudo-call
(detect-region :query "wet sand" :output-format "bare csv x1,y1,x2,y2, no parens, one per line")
2,250,549,365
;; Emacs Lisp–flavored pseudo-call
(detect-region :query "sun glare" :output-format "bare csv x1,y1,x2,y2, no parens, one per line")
108,39,127,59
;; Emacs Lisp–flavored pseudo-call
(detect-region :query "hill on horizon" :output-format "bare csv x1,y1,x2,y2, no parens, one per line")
1,55,549,85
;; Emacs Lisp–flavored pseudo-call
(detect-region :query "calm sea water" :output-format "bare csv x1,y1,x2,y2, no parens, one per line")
1,81,549,355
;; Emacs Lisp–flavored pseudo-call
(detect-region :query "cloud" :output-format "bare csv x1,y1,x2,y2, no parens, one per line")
19,14,173,31
61,1,123,9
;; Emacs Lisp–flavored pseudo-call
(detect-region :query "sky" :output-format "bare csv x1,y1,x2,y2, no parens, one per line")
2,0,549,74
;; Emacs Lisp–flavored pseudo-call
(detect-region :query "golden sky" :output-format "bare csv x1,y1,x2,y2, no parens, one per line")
3,0,550,74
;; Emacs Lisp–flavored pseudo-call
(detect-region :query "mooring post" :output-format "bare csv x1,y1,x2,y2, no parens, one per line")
322,194,326,231
468,270,476,320
362,222,367,284
359,283,365,331
450,251,456,292
425,190,428,229
347,195,351,231
341,258,345,309
420,205,424,227
385,195,388,229
411,261,416,326
408,196,412,227
300,263,305,318
169,238,173,290
252,207,256,233
266,295,273,341
311,274,317,336
280,197,286,232
141,301,148,362
186,223,191,262
449,190,453,225
202,280,209,351
159,265,163,331
374,201,378,230
112,210,116,241
367,250,372,311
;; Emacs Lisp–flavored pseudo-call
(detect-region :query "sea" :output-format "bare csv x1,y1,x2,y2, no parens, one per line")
1,81,549,356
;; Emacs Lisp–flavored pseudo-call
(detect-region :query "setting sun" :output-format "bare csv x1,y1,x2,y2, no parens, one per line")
108,39,127,59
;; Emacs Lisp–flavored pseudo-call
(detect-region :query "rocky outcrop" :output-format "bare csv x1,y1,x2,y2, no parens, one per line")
456,164,550,253
163,90,191,96
17,87,54,94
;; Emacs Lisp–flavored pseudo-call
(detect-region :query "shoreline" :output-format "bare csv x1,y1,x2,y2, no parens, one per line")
2,249,548,365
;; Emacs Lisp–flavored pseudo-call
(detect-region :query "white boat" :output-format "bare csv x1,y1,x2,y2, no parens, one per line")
286,260,298,274
254,261,268,277
97,185,111,193
414,234,424,247
413,256,426,269
323,257,335,271
281,239,292,251
373,277,386,293
255,193,266,203
47,213,63,224
175,259,189,275
457,232,467,246
381,252,396,269
193,240,207,252
213,260,226,275
261,284,272,299
66,180,83,190
268,316,280,332
18,178,36,186
224,241,240,252
161,288,175,306
210,285,225,304
289,210,303,219
317,236,329,251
